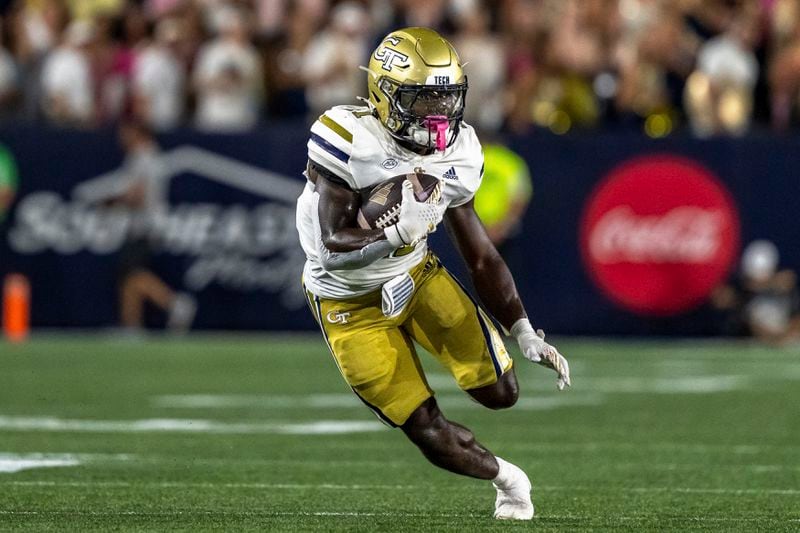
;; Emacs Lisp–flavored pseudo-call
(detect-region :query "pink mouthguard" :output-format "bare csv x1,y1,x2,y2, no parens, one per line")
423,115,449,151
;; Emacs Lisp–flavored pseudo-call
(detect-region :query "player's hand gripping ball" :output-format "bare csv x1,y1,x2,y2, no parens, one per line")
357,171,443,230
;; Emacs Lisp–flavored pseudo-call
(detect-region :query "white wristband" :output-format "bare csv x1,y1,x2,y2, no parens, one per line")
510,318,535,339
384,225,407,248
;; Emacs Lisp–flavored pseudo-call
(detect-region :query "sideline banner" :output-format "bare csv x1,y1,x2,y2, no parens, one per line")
0,125,314,330
2,126,799,334
491,132,799,335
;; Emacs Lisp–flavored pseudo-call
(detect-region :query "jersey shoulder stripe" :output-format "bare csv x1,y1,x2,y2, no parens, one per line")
309,107,357,163
319,114,353,143
310,132,349,163
307,106,360,188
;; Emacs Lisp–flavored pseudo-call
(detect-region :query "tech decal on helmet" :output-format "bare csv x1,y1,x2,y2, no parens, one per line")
362,27,468,152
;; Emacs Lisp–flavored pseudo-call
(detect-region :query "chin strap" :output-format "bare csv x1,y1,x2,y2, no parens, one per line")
423,115,449,151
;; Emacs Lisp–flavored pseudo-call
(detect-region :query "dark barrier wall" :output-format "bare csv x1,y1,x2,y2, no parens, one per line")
481,133,800,335
1,125,799,334
0,124,312,331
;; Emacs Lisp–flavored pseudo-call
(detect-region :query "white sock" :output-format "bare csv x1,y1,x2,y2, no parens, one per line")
492,457,517,489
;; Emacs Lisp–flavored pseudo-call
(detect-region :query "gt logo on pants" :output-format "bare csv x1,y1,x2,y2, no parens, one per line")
326,311,352,324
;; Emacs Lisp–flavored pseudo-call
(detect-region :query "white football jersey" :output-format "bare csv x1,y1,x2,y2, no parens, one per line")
297,105,484,299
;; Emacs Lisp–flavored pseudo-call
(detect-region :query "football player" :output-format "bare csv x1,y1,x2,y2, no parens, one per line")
296,27,570,520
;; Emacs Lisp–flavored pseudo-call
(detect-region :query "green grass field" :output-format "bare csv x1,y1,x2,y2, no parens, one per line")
1,334,798,531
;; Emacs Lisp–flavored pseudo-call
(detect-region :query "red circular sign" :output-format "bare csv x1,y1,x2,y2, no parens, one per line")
580,155,740,316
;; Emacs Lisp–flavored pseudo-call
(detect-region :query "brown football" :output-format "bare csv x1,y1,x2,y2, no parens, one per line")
357,171,442,229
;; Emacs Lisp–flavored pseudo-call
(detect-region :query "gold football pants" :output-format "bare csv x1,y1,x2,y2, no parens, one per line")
304,253,513,426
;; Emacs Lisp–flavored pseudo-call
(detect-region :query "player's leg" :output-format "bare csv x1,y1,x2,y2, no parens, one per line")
401,396,498,478
403,261,516,407
401,393,533,520
304,273,533,519
402,259,533,519
122,269,195,331
117,240,168,328
303,287,433,428
119,273,145,328
127,270,175,311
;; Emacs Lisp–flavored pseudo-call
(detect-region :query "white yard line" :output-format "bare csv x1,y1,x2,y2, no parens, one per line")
576,375,749,394
6,455,795,473
0,453,134,461
0,458,80,474
0,510,469,518
506,441,800,453
510,394,605,409
418,372,776,396
538,486,800,496
0,453,136,474
628,487,800,495
152,394,363,409
0,510,796,523
0,453,135,474
2,480,417,490
0,416,384,435
546,515,800,523
3,480,799,496
151,393,604,411
114,456,402,467
613,462,800,473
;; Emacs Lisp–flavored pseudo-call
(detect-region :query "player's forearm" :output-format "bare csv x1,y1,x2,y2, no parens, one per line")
468,250,527,332
322,228,388,253
317,238,396,270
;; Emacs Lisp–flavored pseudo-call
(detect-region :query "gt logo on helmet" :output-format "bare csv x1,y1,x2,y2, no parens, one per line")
374,46,409,72
365,28,468,151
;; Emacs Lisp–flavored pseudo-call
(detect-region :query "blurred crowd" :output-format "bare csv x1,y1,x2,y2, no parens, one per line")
2,0,800,136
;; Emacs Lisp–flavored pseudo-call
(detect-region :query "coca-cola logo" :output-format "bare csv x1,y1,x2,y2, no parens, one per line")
589,206,725,264
580,155,740,315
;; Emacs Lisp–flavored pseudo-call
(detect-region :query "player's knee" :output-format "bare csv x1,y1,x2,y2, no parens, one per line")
125,270,149,290
494,384,519,409
484,385,518,410
468,372,519,410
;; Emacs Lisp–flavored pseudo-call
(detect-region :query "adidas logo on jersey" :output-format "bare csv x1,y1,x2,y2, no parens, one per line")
442,167,459,181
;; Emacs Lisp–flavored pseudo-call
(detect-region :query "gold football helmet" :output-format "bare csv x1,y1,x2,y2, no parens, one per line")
363,27,468,152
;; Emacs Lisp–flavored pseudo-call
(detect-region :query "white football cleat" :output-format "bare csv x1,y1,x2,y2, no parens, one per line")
492,458,534,520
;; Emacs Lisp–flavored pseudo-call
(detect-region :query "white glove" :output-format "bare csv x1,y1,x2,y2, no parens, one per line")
384,179,445,248
511,318,571,390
